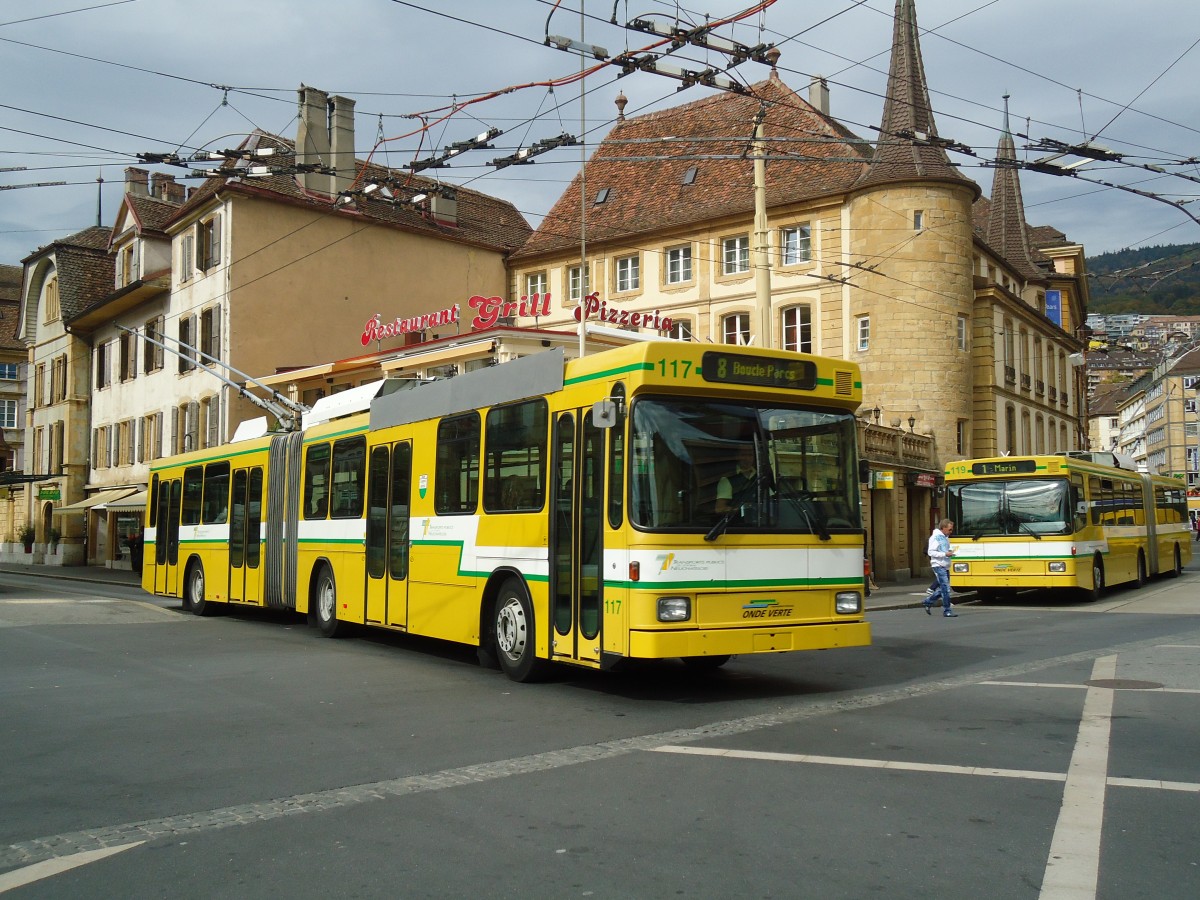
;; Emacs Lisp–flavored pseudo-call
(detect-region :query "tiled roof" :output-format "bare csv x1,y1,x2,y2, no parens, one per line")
166,132,531,254
53,243,115,322
21,225,112,263
122,193,182,237
1167,346,1200,374
0,264,21,302
514,75,872,259
851,0,978,195
983,115,1046,284
972,197,1055,273
0,300,22,350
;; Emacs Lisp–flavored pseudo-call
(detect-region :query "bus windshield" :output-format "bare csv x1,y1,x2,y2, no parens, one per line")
948,478,1073,538
629,397,861,537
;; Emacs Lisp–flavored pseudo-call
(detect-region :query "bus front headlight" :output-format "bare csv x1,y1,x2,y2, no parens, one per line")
657,596,691,622
835,591,862,614
952,562,968,574
1048,561,1067,573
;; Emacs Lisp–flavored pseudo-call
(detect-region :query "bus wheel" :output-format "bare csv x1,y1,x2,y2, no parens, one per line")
682,655,731,672
188,562,218,617
1082,556,1104,602
1169,545,1183,578
493,579,544,683
314,567,341,638
1135,551,1147,588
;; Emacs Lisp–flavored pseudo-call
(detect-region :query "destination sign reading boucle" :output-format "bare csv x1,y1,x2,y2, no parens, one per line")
700,351,816,390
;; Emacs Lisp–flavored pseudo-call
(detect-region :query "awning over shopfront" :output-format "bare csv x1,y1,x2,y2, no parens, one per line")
97,490,148,512
52,488,138,514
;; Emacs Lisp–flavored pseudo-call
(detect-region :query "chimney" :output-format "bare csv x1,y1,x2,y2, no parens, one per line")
124,167,150,196
809,76,830,116
329,95,356,196
151,172,184,203
296,85,333,197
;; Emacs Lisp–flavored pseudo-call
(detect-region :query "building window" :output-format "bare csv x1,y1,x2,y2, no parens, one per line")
0,363,17,380
51,356,66,403
96,341,112,389
857,315,870,352
957,420,968,455
178,315,196,373
781,305,812,353
668,319,692,341
180,234,194,283
525,272,547,298
722,236,750,275
117,243,137,287
568,264,590,301
43,276,60,322
913,210,924,231
665,245,692,284
0,399,16,429
1005,405,1017,455
957,315,968,351
144,316,165,372
780,224,811,265
200,304,221,362
34,364,45,408
196,215,221,271
120,330,138,381
615,255,640,292
722,312,750,346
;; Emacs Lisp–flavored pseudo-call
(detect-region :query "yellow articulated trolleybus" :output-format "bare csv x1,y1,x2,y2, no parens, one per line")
143,341,870,681
943,452,1192,602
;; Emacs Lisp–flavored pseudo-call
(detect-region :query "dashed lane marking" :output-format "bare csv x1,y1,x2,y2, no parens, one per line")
0,843,143,895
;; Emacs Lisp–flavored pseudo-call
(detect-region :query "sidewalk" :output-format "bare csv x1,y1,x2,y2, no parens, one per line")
1,563,950,610
0,563,142,588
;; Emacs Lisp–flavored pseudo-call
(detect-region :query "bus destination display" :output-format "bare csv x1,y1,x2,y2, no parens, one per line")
971,460,1038,476
701,351,816,390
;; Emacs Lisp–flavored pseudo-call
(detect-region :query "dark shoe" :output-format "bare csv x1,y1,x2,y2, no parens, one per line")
943,611,958,617
923,603,932,615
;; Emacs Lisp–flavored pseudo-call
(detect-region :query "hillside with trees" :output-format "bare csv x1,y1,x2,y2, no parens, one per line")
1086,243,1200,315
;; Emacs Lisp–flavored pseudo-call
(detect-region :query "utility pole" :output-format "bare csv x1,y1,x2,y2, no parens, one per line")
751,105,772,348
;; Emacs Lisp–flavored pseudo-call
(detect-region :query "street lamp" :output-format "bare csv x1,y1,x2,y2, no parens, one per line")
908,415,916,432
871,406,881,424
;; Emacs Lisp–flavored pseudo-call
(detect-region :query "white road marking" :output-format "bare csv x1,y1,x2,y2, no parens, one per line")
0,842,143,894
1039,655,1116,900
649,745,1067,782
983,680,1200,695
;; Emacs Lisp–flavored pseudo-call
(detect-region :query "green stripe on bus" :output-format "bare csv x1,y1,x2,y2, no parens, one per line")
606,576,857,590
563,362,655,385
303,424,369,444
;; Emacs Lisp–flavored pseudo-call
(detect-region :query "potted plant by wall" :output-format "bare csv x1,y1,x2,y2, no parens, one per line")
48,526,61,554
19,524,36,553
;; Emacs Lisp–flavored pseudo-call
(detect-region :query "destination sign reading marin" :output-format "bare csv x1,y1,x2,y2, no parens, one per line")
701,351,816,390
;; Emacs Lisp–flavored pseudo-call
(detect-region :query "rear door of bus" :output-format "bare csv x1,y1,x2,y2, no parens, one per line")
550,409,603,666
365,441,412,628
154,478,182,596
228,466,264,604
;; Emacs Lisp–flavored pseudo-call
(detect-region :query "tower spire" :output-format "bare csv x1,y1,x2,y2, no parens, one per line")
987,93,1044,282
853,0,977,194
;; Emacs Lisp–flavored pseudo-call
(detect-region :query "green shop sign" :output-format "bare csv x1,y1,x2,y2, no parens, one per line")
38,488,61,501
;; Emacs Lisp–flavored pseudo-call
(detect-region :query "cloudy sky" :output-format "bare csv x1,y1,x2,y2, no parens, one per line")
2,0,1198,266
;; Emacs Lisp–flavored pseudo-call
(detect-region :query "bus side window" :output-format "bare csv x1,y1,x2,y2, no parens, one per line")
436,413,481,514
304,443,331,519
202,461,230,524
330,436,366,519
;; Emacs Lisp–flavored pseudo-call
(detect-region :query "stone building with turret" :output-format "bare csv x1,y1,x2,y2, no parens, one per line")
507,0,1087,581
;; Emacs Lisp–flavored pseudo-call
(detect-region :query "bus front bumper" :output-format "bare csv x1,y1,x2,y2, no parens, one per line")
628,620,871,659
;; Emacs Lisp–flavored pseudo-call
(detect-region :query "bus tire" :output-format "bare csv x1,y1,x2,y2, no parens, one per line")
1169,544,1182,578
682,655,731,672
493,578,545,683
1135,551,1147,588
188,561,219,617
314,566,341,638
1082,556,1104,602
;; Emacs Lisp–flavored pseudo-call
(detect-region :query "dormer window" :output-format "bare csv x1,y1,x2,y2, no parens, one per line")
117,242,139,287
682,166,698,185
594,188,610,205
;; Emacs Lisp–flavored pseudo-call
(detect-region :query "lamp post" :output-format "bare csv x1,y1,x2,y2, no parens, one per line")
908,415,916,433
871,406,881,425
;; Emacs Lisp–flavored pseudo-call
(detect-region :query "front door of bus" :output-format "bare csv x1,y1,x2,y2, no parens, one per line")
550,410,603,665
365,442,412,628
154,478,182,597
228,466,264,604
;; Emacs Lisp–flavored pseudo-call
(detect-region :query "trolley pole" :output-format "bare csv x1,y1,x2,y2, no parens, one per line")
752,107,772,348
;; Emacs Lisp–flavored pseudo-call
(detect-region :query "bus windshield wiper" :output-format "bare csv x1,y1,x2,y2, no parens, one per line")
1015,519,1042,540
775,480,831,541
705,475,760,542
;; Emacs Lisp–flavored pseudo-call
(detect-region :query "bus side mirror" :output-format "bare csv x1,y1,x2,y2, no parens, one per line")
592,399,617,429
858,459,871,485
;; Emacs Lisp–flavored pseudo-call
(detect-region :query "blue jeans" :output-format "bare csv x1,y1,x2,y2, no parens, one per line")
930,567,952,612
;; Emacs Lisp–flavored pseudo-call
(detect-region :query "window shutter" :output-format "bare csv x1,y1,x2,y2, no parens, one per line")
193,226,203,271
207,395,220,448
155,412,163,460
211,215,222,266
188,401,200,451
106,426,114,468
91,428,98,469
170,406,179,454
211,303,221,361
